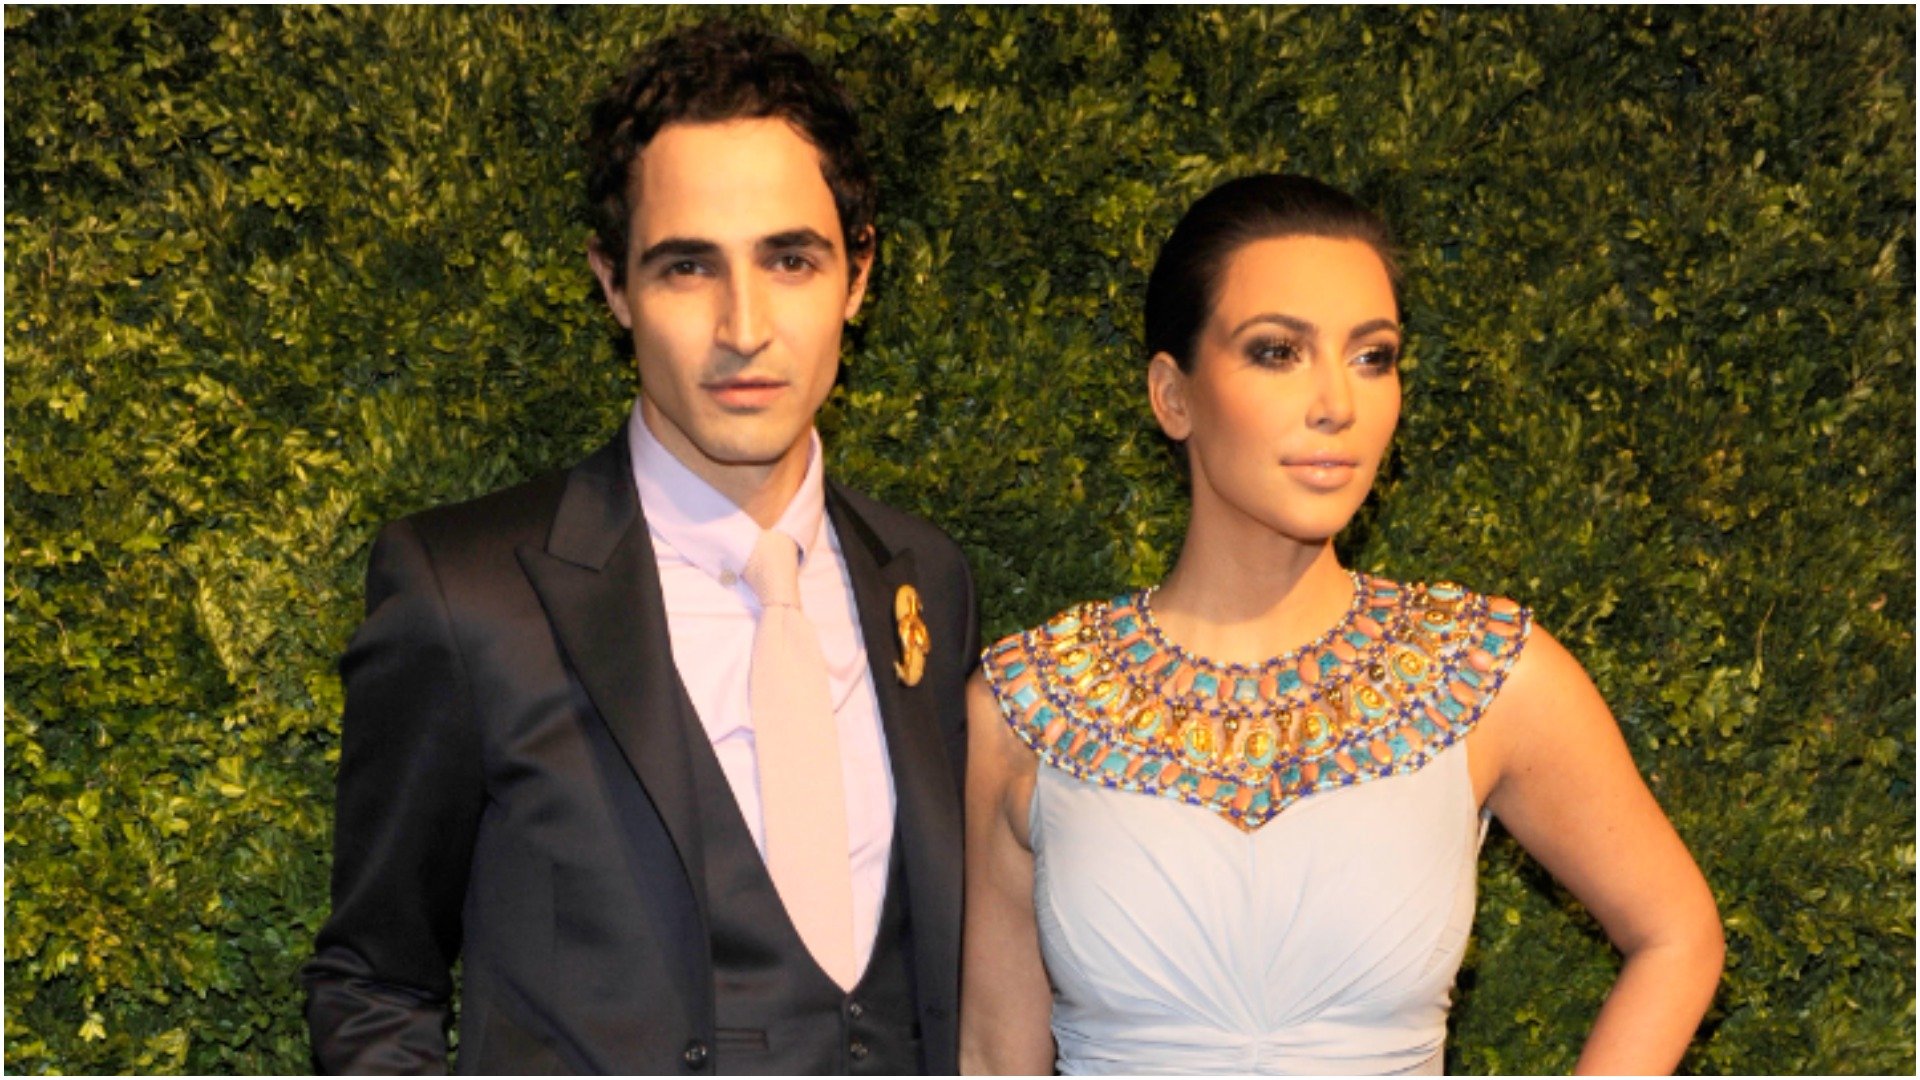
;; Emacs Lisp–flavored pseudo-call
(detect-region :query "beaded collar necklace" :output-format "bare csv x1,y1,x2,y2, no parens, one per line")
981,574,1532,830
1135,569,1371,680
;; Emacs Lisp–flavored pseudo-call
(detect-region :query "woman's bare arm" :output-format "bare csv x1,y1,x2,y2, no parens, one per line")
1473,626,1725,1075
958,672,1055,1075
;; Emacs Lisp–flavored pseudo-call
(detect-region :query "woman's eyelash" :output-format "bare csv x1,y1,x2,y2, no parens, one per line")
1243,337,1399,371
1245,336,1301,366
1356,345,1400,371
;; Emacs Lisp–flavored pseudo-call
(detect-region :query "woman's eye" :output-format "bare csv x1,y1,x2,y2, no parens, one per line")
1354,345,1400,373
1246,337,1301,367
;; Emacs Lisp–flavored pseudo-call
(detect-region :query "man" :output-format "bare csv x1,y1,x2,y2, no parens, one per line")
303,22,977,1074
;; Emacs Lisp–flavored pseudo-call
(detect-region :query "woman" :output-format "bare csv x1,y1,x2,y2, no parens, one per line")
961,175,1724,1075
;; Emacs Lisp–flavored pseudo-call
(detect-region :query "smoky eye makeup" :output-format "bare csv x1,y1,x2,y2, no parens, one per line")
1353,342,1401,373
1243,333,1307,368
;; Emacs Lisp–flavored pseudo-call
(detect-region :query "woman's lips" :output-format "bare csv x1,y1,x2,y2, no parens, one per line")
1282,456,1360,490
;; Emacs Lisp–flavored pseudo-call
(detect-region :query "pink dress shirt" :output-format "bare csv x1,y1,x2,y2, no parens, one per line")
627,403,895,978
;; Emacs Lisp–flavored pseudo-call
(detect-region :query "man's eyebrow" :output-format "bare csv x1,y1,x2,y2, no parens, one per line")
759,228,835,254
636,237,721,265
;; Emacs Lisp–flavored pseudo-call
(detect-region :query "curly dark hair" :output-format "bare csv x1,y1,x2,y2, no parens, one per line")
584,20,878,284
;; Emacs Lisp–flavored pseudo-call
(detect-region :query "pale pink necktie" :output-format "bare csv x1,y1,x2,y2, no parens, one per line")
742,529,859,990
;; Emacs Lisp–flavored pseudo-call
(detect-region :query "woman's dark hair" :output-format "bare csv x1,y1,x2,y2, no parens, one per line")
584,21,877,283
1144,174,1400,370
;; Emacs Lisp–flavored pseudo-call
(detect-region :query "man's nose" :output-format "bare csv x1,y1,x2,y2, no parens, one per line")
716,269,772,358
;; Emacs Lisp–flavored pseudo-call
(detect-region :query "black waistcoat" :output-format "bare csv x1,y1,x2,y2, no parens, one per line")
685,731,922,1076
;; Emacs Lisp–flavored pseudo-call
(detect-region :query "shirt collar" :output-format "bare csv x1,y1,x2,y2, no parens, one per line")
626,396,828,588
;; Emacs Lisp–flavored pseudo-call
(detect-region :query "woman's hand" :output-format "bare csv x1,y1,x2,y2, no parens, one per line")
1472,626,1727,1074
958,672,1055,1075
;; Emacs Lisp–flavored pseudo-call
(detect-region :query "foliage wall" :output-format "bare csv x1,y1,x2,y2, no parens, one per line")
5,6,1913,1073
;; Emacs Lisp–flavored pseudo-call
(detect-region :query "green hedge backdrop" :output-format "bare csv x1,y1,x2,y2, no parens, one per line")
5,5,1914,1073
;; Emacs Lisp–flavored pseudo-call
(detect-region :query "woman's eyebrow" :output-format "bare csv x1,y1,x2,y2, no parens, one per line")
1227,312,1316,339
1348,318,1401,339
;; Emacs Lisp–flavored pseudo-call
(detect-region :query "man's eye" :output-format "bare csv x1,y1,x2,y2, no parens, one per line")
665,259,705,277
773,253,815,273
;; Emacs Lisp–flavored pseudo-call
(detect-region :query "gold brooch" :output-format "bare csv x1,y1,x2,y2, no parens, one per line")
893,584,930,687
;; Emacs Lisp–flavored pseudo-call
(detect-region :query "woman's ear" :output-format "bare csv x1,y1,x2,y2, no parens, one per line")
1147,352,1192,441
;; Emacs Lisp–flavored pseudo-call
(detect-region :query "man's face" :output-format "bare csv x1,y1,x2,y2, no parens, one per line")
589,118,869,504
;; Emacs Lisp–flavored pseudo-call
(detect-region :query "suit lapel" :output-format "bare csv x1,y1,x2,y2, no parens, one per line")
515,432,709,921
826,483,963,1018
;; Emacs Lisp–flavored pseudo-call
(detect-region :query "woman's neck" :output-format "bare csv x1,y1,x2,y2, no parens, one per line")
1150,511,1358,669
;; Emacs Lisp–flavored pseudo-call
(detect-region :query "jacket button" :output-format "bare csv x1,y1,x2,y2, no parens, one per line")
682,1040,709,1069
847,1000,866,1020
849,1039,870,1061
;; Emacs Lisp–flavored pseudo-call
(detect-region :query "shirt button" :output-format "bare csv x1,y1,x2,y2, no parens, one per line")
682,1040,709,1069
719,569,738,587
847,1000,865,1020
848,1040,869,1062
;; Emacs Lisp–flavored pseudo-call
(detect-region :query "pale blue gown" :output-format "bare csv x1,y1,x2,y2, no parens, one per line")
984,577,1529,1075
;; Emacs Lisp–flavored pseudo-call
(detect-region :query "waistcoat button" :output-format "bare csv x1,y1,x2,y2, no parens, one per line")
682,1040,709,1069
849,1039,870,1062
848,1000,865,1020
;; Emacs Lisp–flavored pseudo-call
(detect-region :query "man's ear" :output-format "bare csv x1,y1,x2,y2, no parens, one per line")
587,236,635,330
1147,352,1193,441
843,227,875,322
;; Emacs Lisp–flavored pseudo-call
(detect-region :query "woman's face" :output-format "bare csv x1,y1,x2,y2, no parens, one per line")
1149,235,1402,546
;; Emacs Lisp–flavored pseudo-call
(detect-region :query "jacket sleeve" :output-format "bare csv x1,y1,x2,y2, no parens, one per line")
303,518,486,1074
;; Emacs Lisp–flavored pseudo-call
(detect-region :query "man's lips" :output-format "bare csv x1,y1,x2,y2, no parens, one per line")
703,377,789,409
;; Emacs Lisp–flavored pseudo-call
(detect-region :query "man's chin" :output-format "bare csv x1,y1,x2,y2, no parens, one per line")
686,428,814,471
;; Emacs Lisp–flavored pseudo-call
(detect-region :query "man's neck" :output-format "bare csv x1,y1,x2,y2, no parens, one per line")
638,400,816,529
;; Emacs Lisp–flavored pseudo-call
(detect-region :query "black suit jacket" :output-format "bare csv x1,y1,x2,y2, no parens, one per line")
303,428,977,1074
